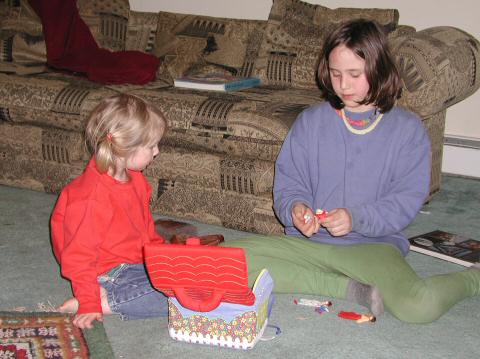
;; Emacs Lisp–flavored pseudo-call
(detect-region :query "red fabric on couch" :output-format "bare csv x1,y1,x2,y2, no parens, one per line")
28,0,160,85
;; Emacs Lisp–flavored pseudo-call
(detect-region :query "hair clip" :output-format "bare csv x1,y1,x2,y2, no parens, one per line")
106,133,113,143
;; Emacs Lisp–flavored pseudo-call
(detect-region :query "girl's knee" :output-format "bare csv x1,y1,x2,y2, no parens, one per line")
387,293,446,324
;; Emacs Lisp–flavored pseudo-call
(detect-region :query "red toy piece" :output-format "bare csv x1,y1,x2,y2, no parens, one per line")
315,209,328,220
304,209,329,223
338,311,376,323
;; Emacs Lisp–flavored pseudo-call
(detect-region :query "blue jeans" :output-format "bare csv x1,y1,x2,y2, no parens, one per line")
98,263,168,321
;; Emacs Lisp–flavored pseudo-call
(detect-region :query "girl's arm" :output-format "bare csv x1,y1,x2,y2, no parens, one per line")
273,111,315,227
56,197,112,315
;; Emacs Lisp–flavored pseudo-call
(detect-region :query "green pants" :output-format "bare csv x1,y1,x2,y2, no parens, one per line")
222,235,480,323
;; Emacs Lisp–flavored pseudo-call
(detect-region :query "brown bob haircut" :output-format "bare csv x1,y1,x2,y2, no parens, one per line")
317,19,402,113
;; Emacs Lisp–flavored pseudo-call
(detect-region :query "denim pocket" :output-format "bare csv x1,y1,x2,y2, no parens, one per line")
98,263,128,284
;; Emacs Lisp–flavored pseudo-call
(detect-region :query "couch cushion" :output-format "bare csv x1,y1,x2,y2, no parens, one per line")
252,0,399,90
153,11,266,83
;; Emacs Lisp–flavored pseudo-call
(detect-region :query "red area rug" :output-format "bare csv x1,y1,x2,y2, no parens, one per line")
0,311,113,358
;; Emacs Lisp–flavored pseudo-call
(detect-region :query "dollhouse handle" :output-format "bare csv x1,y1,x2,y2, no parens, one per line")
174,288,225,312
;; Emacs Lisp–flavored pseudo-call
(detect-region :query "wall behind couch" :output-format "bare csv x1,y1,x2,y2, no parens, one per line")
131,0,480,177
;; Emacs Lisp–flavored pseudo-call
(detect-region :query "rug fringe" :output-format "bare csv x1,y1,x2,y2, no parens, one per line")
36,301,59,312
10,307,26,312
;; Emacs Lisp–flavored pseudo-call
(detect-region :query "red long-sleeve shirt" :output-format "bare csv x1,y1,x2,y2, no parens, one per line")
50,158,164,314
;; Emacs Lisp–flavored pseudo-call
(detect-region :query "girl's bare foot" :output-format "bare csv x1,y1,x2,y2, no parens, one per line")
58,287,112,314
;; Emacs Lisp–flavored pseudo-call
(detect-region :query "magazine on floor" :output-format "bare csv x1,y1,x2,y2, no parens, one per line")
174,72,261,92
409,230,480,267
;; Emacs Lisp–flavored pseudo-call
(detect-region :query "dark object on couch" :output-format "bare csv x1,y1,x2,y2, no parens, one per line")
155,219,198,242
170,234,225,246
155,219,224,245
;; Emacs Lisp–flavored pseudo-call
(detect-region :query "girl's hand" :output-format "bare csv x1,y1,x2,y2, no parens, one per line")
320,208,352,237
292,203,321,237
73,312,103,329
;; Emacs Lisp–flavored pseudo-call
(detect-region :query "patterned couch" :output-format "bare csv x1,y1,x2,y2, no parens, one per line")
1,0,479,234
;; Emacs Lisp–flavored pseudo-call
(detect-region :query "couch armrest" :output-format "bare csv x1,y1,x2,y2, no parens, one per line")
390,26,480,117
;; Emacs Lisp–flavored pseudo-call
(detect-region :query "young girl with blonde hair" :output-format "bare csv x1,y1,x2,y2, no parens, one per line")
51,94,169,329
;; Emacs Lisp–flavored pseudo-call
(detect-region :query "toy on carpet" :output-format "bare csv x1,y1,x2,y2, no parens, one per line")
314,305,330,314
144,237,275,349
293,298,375,323
294,298,332,307
294,298,332,316
338,311,376,323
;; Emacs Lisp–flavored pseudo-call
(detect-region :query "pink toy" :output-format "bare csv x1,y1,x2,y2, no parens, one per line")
304,209,328,223
315,209,328,220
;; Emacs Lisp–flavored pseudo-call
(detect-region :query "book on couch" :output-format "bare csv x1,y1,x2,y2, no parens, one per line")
409,230,480,267
174,72,261,92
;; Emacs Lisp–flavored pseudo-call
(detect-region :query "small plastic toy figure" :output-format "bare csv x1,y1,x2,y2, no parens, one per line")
338,311,376,323
315,305,330,314
314,209,328,220
304,209,329,223
294,298,332,307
